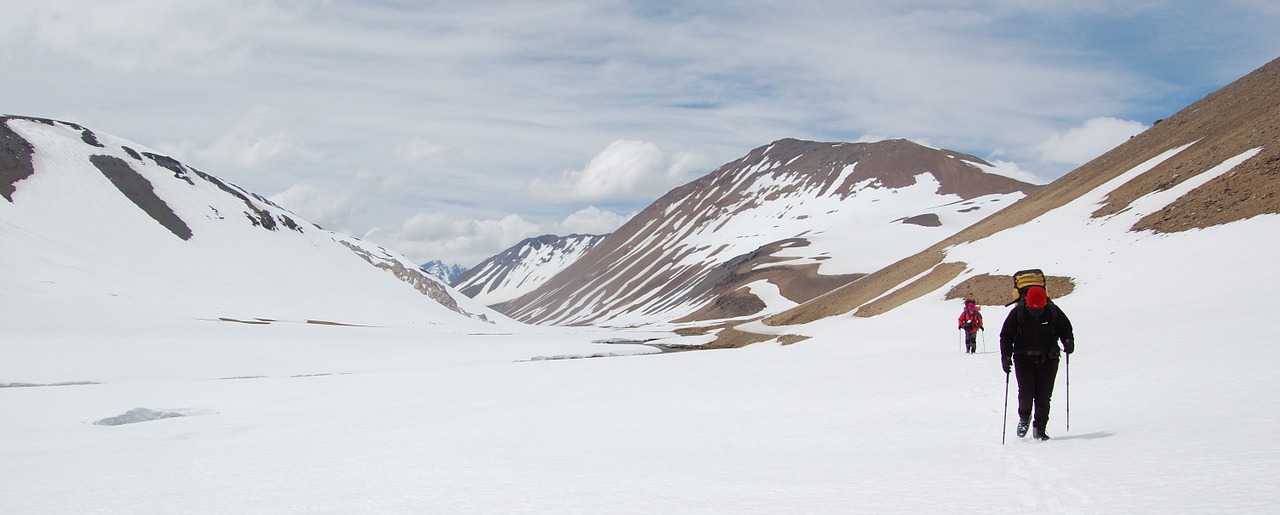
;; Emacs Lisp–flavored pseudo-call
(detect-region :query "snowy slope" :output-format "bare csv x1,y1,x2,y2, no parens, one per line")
0,116,503,329
453,233,606,306
1,158,1275,512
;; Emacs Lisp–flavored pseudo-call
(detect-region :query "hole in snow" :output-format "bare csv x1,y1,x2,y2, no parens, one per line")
0,381,99,389
94,408,191,426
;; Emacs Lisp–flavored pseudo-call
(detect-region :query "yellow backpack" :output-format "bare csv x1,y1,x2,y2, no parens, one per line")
1006,268,1047,307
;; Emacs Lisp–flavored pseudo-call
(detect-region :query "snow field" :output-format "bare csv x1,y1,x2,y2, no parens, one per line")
3,122,1278,513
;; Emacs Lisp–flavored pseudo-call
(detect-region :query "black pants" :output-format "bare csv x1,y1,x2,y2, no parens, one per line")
1013,356,1060,431
964,331,978,353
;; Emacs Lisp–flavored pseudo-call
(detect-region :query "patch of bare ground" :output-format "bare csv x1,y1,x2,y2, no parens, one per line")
212,318,369,327
676,326,810,349
898,213,942,227
945,274,1076,306
218,317,271,325
673,326,718,337
777,334,810,345
675,238,862,323
306,320,367,327
680,326,777,349
762,249,946,327
679,288,767,322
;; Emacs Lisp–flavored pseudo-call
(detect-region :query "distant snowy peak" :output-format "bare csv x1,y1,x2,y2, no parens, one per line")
0,115,502,327
420,260,469,284
498,138,1039,327
454,234,607,307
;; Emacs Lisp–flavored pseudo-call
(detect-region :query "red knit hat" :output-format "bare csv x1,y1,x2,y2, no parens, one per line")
1025,286,1047,309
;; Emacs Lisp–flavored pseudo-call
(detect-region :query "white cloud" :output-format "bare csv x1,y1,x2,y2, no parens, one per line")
376,174,413,195
392,138,449,163
973,159,1050,186
1035,117,1148,165
529,140,706,202
20,0,296,73
364,212,542,267
555,206,634,236
195,107,318,171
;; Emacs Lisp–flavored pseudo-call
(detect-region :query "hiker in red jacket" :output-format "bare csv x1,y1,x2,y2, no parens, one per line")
957,298,983,354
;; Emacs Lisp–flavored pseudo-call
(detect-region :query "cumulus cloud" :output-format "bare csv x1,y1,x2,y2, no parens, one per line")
195,107,318,171
973,159,1050,186
362,205,634,267
554,206,634,236
529,140,706,202
1035,117,1148,165
364,212,541,267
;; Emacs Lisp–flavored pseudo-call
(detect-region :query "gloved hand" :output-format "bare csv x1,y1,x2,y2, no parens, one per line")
1063,339,1075,355
1001,355,1012,374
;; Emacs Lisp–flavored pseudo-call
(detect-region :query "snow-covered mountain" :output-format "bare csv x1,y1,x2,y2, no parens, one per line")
0,115,504,329
454,233,606,307
498,138,1038,326
719,54,1280,347
420,259,469,284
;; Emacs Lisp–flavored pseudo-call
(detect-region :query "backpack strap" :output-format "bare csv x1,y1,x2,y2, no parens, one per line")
1012,302,1058,345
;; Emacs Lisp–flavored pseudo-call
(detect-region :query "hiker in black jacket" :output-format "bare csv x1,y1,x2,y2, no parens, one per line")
1000,285,1074,440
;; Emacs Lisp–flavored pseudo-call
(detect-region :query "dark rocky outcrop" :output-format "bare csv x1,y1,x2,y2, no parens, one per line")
90,155,193,240
0,117,36,202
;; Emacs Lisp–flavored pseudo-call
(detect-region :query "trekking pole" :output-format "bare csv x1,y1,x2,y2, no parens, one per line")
1066,352,1070,432
1002,371,1010,445
982,331,987,353
958,330,963,354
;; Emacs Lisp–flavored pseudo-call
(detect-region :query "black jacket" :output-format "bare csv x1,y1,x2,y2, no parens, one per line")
1000,301,1074,359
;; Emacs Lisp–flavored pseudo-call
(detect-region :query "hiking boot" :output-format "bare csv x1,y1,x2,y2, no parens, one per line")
1016,419,1030,438
1033,428,1050,441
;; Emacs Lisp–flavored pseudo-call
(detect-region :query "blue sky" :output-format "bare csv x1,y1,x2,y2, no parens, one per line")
3,0,1278,266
